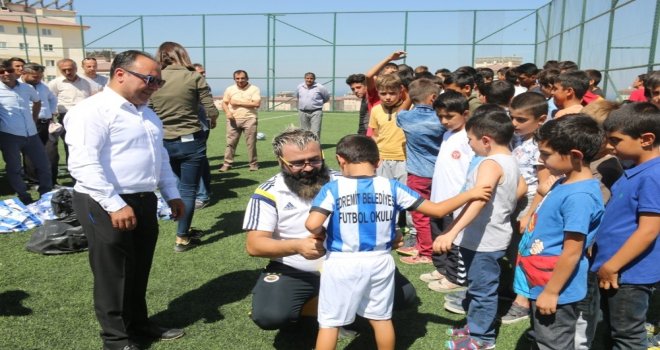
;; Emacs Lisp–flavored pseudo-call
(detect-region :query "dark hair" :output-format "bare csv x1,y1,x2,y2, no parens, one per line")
644,71,660,101
479,80,514,106
8,57,26,65
603,102,660,146
345,73,366,86
516,63,539,76
538,68,560,87
465,104,514,145
233,69,249,79
22,62,45,73
336,134,380,166
556,70,590,99
0,59,10,69
536,114,604,162
397,66,414,88
510,92,548,119
382,62,398,74
558,60,579,73
304,72,316,79
408,78,440,104
584,69,602,86
433,90,469,114
476,67,495,80
543,60,560,70
109,50,156,79
414,71,435,80
455,66,477,77
504,68,519,85
444,72,474,91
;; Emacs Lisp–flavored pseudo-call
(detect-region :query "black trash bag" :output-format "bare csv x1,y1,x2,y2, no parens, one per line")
51,188,78,225
25,220,88,255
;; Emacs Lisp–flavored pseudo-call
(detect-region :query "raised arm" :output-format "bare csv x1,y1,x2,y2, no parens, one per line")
365,50,406,91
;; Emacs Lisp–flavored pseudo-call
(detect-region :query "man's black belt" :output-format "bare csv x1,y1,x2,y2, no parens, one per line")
299,108,322,113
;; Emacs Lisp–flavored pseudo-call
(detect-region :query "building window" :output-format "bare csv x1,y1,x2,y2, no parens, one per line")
19,43,29,50
41,28,52,36
0,25,5,33
43,44,53,51
0,42,6,49
45,60,55,66
18,26,27,34
46,75,56,82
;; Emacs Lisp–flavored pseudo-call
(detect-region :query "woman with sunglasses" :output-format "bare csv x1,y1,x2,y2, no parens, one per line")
150,41,219,252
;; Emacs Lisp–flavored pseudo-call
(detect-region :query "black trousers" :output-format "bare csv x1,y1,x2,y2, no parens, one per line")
250,261,417,330
430,215,466,286
72,191,158,350
24,120,59,185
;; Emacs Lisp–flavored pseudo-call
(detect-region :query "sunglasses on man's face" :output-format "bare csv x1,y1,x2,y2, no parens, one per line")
0,68,16,75
124,69,166,88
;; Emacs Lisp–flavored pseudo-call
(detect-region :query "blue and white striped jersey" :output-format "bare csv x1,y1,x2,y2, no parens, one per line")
311,176,423,253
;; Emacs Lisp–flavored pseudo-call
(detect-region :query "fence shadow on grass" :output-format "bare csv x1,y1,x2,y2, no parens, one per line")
0,290,32,316
149,268,261,327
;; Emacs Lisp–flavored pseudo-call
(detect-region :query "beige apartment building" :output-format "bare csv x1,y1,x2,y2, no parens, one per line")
0,0,86,81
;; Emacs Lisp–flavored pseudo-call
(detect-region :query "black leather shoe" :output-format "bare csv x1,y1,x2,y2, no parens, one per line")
136,324,185,341
104,345,140,350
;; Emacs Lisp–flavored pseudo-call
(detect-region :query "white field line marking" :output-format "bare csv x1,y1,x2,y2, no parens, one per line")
258,113,298,121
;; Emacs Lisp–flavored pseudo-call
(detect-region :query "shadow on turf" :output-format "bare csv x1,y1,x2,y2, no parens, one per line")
270,299,460,349
147,268,260,325
0,290,32,316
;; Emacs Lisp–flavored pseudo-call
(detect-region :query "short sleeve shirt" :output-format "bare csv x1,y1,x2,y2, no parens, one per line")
515,179,604,304
368,104,406,161
311,176,423,253
591,157,660,284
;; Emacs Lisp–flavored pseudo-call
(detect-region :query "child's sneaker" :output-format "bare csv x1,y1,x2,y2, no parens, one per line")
444,298,466,315
445,290,467,304
500,302,530,325
648,332,660,349
446,325,470,338
446,337,495,350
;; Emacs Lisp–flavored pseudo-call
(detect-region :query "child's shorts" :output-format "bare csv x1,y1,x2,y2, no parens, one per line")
318,251,395,328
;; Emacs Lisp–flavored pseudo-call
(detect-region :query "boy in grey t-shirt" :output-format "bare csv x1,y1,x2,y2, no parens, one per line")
433,104,524,349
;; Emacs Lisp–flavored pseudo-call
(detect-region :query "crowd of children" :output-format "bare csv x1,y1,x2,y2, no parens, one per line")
308,52,660,349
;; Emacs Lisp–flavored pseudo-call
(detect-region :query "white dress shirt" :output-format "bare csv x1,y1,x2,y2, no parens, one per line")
65,87,180,212
48,76,93,114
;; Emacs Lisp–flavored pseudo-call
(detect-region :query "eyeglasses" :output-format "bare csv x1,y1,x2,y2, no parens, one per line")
279,156,324,170
0,68,15,74
124,69,166,88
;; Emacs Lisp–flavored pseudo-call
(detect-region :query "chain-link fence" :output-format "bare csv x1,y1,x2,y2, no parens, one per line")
3,0,658,107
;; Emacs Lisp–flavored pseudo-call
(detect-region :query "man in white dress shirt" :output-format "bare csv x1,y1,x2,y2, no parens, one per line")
65,50,185,350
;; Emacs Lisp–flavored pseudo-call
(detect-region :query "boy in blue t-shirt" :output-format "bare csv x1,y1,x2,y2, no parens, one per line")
590,102,660,349
305,135,492,350
514,115,605,350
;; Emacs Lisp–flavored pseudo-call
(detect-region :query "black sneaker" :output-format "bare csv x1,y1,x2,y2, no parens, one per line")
188,228,204,240
174,237,200,253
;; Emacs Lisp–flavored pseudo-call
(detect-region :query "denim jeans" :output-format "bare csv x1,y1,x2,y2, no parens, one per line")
196,130,211,203
163,137,206,237
574,271,600,349
0,132,52,202
531,301,578,350
460,247,505,345
600,283,654,350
